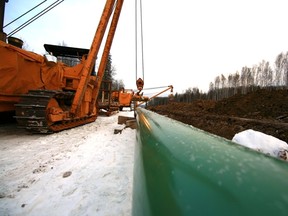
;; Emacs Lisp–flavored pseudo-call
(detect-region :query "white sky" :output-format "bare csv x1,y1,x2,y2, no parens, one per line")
3,0,288,93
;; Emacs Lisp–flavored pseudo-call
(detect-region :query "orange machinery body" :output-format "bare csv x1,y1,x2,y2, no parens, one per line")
0,41,97,132
118,89,134,110
0,42,94,115
111,88,149,111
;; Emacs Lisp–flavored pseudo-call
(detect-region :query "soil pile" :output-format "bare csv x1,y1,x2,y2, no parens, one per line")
148,89,288,143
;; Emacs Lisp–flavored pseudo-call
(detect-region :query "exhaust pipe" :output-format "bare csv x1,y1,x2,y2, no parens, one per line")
133,108,288,216
7,36,23,48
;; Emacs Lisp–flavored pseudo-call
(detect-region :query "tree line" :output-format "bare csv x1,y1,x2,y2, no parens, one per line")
149,51,288,106
102,53,125,90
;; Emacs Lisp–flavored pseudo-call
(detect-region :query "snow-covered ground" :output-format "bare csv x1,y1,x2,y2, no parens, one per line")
0,110,135,216
1,107,287,216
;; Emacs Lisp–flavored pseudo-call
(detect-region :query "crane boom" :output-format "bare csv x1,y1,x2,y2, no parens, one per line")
90,0,124,113
70,0,117,115
137,85,174,106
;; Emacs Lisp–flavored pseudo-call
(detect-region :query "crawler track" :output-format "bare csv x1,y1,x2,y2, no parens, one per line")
14,90,96,133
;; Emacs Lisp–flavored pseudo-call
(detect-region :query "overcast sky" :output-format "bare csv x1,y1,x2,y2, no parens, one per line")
4,0,288,93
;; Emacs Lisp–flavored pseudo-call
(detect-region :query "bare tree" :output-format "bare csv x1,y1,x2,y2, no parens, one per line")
246,66,255,91
283,51,288,86
214,76,220,100
232,72,240,94
208,82,215,100
275,53,284,86
220,74,227,98
261,60,272,86
228,74,233,88
241,67,248,94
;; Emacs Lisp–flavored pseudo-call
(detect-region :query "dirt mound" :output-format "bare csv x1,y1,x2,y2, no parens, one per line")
148,89,288,143
212,89,288,119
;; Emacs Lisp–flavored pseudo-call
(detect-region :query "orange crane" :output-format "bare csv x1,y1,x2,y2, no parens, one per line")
116,78,149,111
110,85,173,112
115,88,135,111
0,0,124,133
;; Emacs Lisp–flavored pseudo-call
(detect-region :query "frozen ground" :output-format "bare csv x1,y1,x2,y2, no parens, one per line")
0,110,135,216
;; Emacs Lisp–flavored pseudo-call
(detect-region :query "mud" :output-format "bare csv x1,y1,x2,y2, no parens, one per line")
148,89,288,143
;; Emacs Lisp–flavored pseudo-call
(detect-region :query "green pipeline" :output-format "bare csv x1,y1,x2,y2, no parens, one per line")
132,108,288,216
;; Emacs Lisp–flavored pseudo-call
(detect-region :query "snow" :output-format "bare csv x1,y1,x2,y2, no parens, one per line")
0,110,135,216
232,129,288,160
